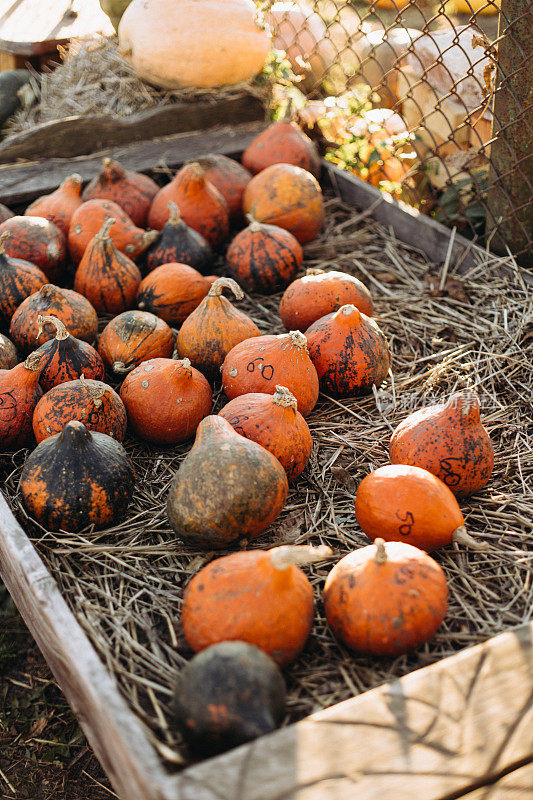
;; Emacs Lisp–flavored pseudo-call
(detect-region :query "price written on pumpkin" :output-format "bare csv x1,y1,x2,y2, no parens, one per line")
395,510,414,536
246,358,274,381
439,457,463,487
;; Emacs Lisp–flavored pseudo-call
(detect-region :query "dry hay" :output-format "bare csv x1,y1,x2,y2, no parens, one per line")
1,192,532,768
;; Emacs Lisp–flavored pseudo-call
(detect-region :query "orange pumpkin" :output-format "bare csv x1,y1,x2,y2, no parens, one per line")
226,218,303,294
74,218,142,314
137,262,212,326
176,277,261,379
68,199,158,264
182,544,332,666
0,231,47,327
25,174,83,237
32,376,127,443
389,391,494,497
221,330,319,417
98,310,175,375
355,464,487,551
145,202,213,275
166,415,288,548
0,216,67,283
0,333,17,370
242,119,321,178
0,351,43,448
280,269,373,331
243,163,324,244
120,356,212,444
194,154,252,221
324,539,448,656
219,386,313,480
34,315,105,392
82,158,159,226
10,284,98,353
148,162,229,248
305,304,390,396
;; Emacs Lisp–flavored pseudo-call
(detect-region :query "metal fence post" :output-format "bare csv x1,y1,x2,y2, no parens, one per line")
485,0,533,264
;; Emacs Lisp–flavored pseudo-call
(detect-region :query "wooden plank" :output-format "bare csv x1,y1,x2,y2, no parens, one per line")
169,623,533,800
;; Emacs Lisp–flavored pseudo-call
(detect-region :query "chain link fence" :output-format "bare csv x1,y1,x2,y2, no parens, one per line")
263,0,533,265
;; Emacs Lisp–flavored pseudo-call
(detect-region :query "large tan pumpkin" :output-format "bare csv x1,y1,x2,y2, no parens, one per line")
118,0,271,89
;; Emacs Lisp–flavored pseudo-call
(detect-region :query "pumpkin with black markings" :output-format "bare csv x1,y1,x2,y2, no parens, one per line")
193,154,252,222
98,310,175,375
137,262,213,326
82,157,159,227
0,216,67,283
0,333,17,370
0,231,47,328
34,315,105,392
145,202,213,275
0,351,43,448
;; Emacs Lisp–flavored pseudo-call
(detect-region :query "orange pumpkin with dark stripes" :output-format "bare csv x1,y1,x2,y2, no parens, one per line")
0,333,17,370
32,377,127,443
145,202,213,274
68,199,158,264
137,262,212,326
0,216,67,282
9,284,98,353
82,158,159,226
98,310,174,375
25,174,83,237
280,269,373,331
0,231,47,327
0,351,43,448
20,420,134,532
226,218,302,294
34,315,105,392
194,154,252,221
242,120,321,178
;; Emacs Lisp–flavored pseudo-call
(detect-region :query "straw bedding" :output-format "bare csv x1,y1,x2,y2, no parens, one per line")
1,191,532,767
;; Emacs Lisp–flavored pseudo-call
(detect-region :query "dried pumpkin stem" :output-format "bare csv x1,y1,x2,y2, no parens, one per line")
80,374,105,408
459,392,479,420
245,213,262,232
96,217,116,240
287,331,308,349
36,314,69,341
113,361,133,374
208,277,244,300
269,544,333,571
23,351,43,372
142,230,159,248
0,230,10,253
306,268,324,276
178,357,192,373
452,525,490,551
273,385,297,411
374,538,387,564
167,202,182,225
66,173,82,186
188,161,204,179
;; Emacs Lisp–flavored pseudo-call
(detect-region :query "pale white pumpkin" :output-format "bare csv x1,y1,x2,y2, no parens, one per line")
118,0,271,89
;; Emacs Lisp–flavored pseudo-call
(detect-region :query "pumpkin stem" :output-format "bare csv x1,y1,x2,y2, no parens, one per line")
0,230,9,253
23,351,43,372
113,361,133,374
374,538,387,564
95,218,115,241
273,385,297,411
103,157,125,181
451,525,490,551
64,173,82,188
36,314,69,342
167,202,182,226
269,544,333,571
142,229,159,248
455,391,480,422
306,268,324,276
208,277,244,300
246,214,262,232
178,357,192,373
287,331,308,350
80,374,105,407
187,162,206,182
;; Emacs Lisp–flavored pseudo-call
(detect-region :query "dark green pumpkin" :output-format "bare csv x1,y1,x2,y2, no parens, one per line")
226,218,303,294
34,315,105,392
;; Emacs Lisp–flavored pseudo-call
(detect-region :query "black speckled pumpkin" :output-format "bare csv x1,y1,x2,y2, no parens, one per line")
0,231,47,328
20,420,135,532
226,218,303,294
173,641,286,757
0,216,67,283
98,310,175,375
34,315,105,392
145,202,213,275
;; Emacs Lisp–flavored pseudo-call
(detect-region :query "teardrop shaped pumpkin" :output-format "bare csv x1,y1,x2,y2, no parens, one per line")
0,231,47,327
82,158,159,226
324,539,448,656
182,544,332,666
166,415,288,548
25,174,83,237
137,262,212,326
242,119,321,178
33,315,105,392
145,202,213,274
176,277,261,380
280,269,373,331
10,284,98,353
68,199,158,264
226,218,303,294
98,310,174,375
389,391,495,497
219,386,313,479
21,420,134,532
0,333,17,370
305,304,390,396
0,216,67,283
194,154,252,222
221,330,319,417
32,376,127,443
74,218,142,314
148,162,229,247
120,357,212,444
243,163,324,244
0,351,43,448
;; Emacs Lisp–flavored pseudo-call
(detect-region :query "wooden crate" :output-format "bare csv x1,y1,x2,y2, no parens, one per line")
0,124,531,799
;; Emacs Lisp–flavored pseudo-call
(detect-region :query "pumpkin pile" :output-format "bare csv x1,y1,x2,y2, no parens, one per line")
0,123,497,759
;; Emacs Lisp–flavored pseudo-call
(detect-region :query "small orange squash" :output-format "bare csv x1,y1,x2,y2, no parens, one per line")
120,356,212,444
25,174,83,237
145,202,213,274
226,217,303,294
389,390,495,497
280,269,373,331
218,386,313,480
74,218,142,314
0,231,47,327
34,315,105,392
305,304,390,396
10,284,98,353
82,158,159,226
0,351,43,448
194,154,252,222
355,464,487,551
68,199,158,264
242,118,321,178
98,310,175,375
243,163,324,244
0,333,17,370
148,162,229,248
182,544,332,666
0,216,67,283
221,330,319,417
176,277,261,380
32,376,127,443
137,262,212,326
166,415,288,548
324,539,448,656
